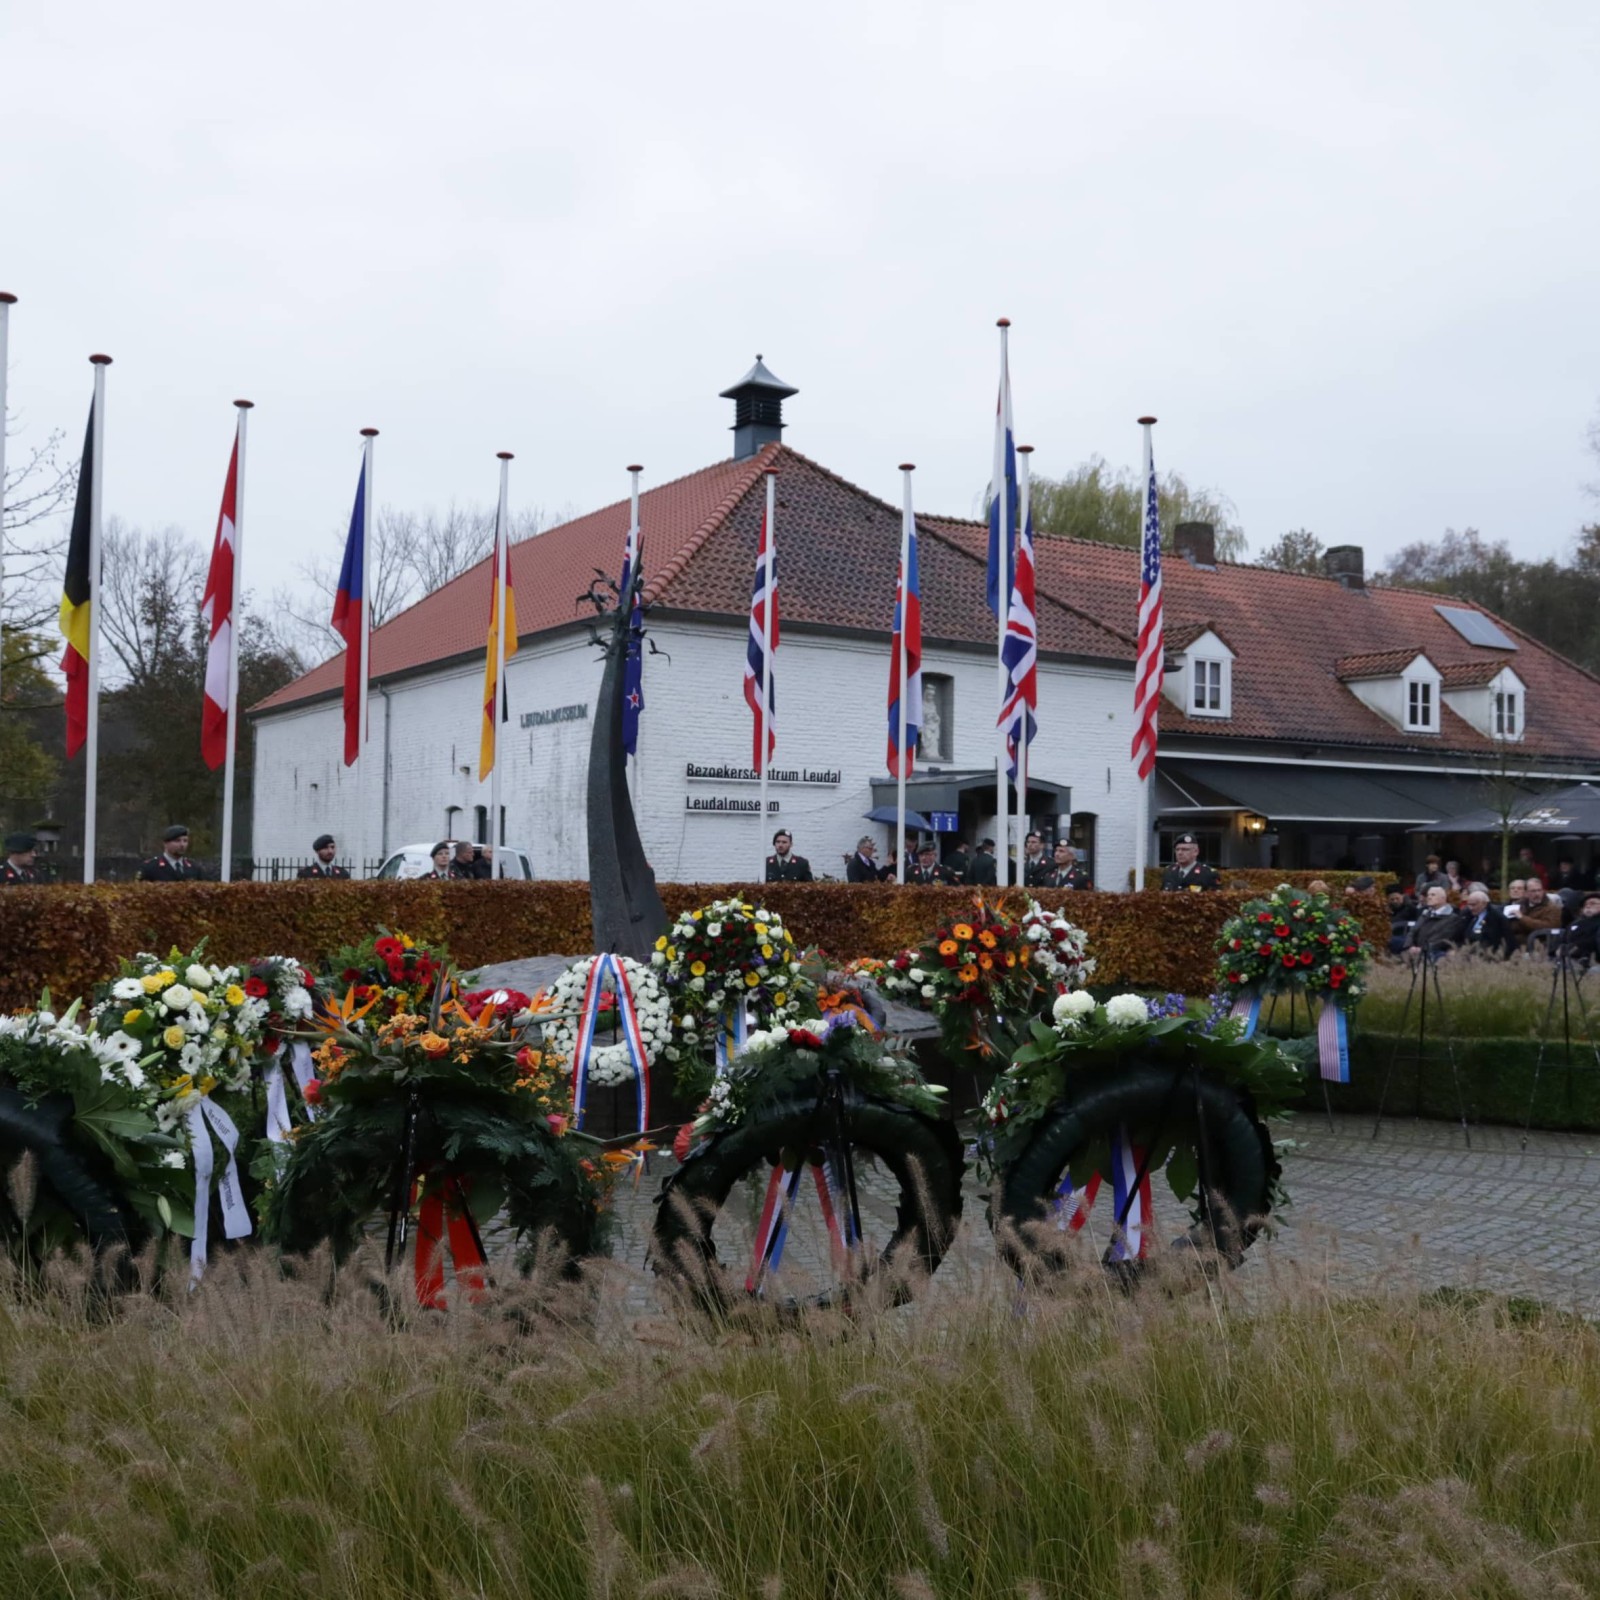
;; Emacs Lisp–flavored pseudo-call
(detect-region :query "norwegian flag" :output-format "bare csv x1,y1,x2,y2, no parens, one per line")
986,328,1018,618
886,495,922,776
1130,440,1163,780
200,427,241,770
998,474,1037,778
742,495,779,768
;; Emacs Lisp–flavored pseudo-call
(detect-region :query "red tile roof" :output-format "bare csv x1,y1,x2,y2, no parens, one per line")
254,445,1600,764
1335,648,1428,681
1438,660,1508,688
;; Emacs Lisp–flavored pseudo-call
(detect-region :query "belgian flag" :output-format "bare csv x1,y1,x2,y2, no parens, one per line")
58,400,94,758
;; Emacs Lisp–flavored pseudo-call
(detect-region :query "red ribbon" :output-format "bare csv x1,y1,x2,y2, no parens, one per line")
412,1175,488,1309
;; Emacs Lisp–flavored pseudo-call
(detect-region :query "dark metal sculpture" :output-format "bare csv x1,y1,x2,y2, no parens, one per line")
583,566,666,960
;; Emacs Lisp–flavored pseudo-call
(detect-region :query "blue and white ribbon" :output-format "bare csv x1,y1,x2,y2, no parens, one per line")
713,1002,751,1077
185,1097,252,1282
569,954,652,1133
267,1040,322,1143
1229,988,1263,1039
1317,991,1351,1084
1108,1129,1149,1263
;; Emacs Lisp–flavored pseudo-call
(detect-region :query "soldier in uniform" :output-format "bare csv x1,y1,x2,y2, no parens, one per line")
1159,832,1221,892
765,829,813,883
1045,840,1092,890
297,834,351,880
137,825,208,882
967,838,999,887
2,832,40,886
421,841,454,881
1022,831,1050,888
908,842,948,885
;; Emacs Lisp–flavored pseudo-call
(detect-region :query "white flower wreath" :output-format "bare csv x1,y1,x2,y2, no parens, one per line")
542,954,672,1088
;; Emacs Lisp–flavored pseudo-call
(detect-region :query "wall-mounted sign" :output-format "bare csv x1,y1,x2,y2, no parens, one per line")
685,761,841,786
520,704,589,728
685,796,780,815
928,810,960,832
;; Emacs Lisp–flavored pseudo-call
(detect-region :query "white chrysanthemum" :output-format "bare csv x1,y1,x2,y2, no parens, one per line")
121,1062,146,1090
1053,991,1096,1021
160,1150,186,1169
921,984,936,999
283,987,313,1019
185,965,214,990
112,978,144,1001
908,968,925,982
1104,993,1148,1028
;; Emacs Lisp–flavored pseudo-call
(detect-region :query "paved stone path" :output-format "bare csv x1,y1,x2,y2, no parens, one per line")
466,958,1600,1317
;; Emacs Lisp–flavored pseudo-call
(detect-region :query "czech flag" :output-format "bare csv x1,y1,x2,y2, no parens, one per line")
331,456,368,766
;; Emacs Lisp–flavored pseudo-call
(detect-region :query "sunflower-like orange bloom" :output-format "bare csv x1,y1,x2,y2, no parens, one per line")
1018,947,1031,966
958,964,980,983
938,939,959,957
1004,951,1017,968
952,923,974,942
979,930,998,949
979,953,994,971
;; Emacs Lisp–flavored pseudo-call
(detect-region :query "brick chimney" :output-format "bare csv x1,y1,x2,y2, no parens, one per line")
1173,521,1216,567
1323,545,1366,591
719,355,797,461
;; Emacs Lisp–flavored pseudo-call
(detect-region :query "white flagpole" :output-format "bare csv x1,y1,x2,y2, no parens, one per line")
1016,443,1032,863
896,463,915,886
1134,416,1157,892
490,450,512,877
0,292,14,708
219,400,252,883
84,353,111,885
357,427,377,878
758,468,776,879
994,318,1011,888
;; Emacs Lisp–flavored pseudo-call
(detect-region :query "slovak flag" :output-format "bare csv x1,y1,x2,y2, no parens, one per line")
331,456,368,767
742,503,779,768
200,427,241,770
998,480,1037,777
987,326,1018,617
887,511,922,777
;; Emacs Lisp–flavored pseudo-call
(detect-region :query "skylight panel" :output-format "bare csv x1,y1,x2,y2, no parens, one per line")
1435,605,1517,650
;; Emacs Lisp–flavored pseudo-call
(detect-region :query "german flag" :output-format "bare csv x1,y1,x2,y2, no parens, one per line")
58,400,95,758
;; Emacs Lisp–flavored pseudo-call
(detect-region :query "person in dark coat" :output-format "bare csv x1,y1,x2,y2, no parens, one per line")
1,832,39,886
1412,854,1452,896
1044,840,1092,890
1404,886,1460,962
846,836,889,883
1455,889,1510,957
1553,893,1600,966
1021,832,1050,888
942,841,972,884
1160,833,1220,891
297,834,352,880
1551,856,1592,893
967,839,999,887
765,829,813,883
908,843,950,885
137,826,208,882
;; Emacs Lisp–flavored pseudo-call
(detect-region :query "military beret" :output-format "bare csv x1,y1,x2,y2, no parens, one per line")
979,838,996,849
312,834,336,850
1175,832,1199,846
5,832,36,853
162,824,190,842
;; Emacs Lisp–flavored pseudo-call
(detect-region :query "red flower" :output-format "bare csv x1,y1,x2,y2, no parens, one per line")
1316,934,1330,945
546,1112,569,1136
341,968,360,984
1229,938,1242,951
302,1078,323,1106
245,976,269,998
374,937,403,959
1299,952,1314,966
300,969,315,987
1330,965,1347,982
1228,971,1242,984
672,1122,695,1161
1273,924,1291,938
789,1028,824,1050
1257,944,1272,957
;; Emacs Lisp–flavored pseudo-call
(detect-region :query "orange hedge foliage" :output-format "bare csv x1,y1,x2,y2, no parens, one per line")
1130,868,1399,894
0,880,1392,1011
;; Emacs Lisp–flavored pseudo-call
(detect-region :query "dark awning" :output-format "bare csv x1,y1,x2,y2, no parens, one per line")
1157,760,1498,826
869,768,1070,815
1407,782,1600,836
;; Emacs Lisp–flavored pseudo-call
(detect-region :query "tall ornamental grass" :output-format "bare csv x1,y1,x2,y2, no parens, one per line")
2,1221,1598,1598
1358,952,1598,1041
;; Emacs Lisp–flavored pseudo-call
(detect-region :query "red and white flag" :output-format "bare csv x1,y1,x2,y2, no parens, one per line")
200,429,241,770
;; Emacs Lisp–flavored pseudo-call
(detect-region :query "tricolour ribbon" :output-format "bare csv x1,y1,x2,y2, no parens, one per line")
569,955,652,1133
1229,988,1263,1039
1108,1129,1151,1263
1317,990,1351,1083
185,1096,253,1282
413,1175,488,1310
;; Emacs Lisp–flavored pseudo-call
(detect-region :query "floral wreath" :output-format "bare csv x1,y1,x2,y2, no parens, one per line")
1018,899,1096,988
1214,883,1373,999
244,954,317,1053
541,955,671,1088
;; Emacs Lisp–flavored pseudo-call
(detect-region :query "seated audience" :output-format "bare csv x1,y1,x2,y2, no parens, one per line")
1551,856,1592,893
1405,885,1460,963
1456,889,1510,957
1517,846,1549,887
1552,893,1600,966
1510,881,1565,951
1387,888,1419,955
1444,859,1464,892
1500,878,1527,917
1413,855,1451,896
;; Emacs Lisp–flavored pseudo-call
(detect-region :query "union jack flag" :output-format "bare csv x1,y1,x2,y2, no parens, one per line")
1130,442,1163,780
743,497,779,768
998,477,1037,777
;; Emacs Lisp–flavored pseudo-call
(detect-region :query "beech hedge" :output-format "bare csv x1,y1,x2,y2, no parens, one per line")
0,880,1394,1013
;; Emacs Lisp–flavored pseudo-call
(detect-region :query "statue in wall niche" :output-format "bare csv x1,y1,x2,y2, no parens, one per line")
582,557,667,961
920,678,944,762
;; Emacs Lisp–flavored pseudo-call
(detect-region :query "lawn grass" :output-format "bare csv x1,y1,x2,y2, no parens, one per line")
3,1234,1598,1599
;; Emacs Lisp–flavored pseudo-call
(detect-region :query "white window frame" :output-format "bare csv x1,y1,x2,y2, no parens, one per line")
1494,687,1521,740
1173,630,1234,719
1405,677,1435,732
1192,658,1224,714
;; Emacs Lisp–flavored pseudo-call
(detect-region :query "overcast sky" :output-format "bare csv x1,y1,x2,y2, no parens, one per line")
4,1,1598,612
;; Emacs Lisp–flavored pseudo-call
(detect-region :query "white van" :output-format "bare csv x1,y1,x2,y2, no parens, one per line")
375,842,537,881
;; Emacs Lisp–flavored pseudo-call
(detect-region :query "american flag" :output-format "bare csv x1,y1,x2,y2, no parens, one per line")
1130,441,1163,780
742,495,779,768
998,475,1037,777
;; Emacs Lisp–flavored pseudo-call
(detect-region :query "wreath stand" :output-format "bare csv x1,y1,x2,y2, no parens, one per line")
1371,956,1472,1147
1257,989,1337,1134
383,1088,494,1307
1520,956,1600,1147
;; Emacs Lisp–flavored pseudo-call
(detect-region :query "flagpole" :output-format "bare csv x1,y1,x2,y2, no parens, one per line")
219,400,252,883
0,292,14,708
84,354,111,885
758,469,776,879
896,463,915,885
491,450,512,877
357,427,377,878
626,462,642,808
1016,443,1032,859
1134,416,1157,892
994,318,1011,888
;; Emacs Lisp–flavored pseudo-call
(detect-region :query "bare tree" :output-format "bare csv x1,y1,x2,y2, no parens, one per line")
97,518,206,689
2,418,78,678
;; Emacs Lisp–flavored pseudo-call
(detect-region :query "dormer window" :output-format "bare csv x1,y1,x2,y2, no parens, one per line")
1163,624,1234,720
1406,679,1434,731
1439,660,1526,742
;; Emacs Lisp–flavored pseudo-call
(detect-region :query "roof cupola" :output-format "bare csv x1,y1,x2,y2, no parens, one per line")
719,355,797,460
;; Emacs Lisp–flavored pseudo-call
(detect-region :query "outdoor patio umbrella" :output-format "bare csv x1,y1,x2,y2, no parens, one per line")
863,805,934,830
1409,781,1600,835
